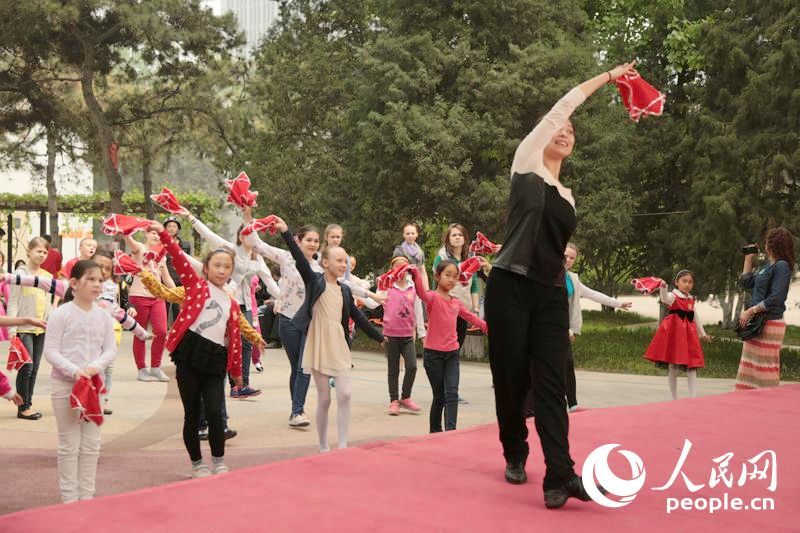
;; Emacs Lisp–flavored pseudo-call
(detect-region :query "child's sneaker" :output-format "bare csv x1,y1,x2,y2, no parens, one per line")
137,368,153,382
230,387,241,399
254,362,264,373
399,398,421,412
211,462,229,475
387,401,400,416
149,367,170,382
237,385,262,398
191,463,212,478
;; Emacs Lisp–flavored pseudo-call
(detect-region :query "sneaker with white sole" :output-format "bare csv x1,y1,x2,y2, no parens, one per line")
191,464,212,478
137,369,153,382
212,462,229,475
289,413,310,428
149,367,169,382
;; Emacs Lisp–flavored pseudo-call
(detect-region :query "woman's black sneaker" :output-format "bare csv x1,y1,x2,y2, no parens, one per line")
505,461,527,484
544,476,604,509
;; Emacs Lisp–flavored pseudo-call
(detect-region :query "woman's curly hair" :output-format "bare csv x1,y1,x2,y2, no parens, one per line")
766,227,796,271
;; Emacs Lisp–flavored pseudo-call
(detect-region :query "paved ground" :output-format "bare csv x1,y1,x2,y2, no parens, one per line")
0,333,738,514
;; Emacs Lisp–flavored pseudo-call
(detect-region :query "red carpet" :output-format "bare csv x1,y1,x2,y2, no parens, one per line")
3,385,798,532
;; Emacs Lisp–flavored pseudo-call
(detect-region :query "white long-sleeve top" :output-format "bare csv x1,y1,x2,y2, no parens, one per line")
510,87,586,207
659,286,707,337
190,216,280,310
43,302,117,383
568,271,624,335
244,231,374,318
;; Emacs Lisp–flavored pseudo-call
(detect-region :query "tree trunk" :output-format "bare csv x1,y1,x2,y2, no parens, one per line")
80,52,124,214
718,288,740,329
142,145,154,219
45,125,60,250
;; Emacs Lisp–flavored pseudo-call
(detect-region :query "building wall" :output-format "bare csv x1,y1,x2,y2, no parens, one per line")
0,138,94,272
220,0,279,53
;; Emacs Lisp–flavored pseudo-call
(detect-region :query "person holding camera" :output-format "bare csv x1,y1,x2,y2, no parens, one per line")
735,227,795,390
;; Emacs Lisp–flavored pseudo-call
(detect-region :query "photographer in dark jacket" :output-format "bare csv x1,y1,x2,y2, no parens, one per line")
735,227,794,390
164,216,191,327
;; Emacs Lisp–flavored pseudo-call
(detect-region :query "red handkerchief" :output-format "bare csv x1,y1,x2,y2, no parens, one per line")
151,187,184,215
458,256,483,286
241,215,279,236
376,263,413,291
615,73,665,122
7,337,32,371
70,375,107,426
225,172,258,208
113,250,142,276
102,214,151,237
469,232,501,255
632,277,665,295
143,244,167,265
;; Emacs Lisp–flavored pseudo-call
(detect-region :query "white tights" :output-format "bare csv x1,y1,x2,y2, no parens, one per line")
311,370,352,452
668,364,697,400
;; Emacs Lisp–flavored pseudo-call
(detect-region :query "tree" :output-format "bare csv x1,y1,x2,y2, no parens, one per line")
231,0,639,272
0,1,244,214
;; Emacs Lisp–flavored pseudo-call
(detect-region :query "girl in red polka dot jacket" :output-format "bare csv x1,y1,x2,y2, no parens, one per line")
148,221,245,479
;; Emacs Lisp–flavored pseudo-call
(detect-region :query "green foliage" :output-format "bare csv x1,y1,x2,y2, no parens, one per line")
0,190,221,224
575,320,800,380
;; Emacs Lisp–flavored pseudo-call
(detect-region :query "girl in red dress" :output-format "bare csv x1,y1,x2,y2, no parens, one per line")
644,270,711,399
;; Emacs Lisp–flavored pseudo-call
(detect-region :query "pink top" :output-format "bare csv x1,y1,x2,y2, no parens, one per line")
411,268,487,352
382,284,418,338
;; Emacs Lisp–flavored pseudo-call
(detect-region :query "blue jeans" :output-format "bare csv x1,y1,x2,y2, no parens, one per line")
423,349,460,432
17,332,45,412
229,306,253,388
279,314,310,416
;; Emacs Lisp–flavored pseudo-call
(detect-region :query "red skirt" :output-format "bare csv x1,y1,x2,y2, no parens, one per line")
643,315,704,369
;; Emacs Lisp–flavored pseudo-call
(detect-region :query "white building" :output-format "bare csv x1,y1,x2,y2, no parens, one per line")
219,0,279,54
0,143,94,270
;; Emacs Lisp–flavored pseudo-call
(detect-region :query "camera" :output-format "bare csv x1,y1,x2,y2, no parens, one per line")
741,244,759,255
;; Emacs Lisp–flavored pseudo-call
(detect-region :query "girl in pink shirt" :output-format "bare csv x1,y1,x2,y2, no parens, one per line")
411,261,487,432
380,256,426,416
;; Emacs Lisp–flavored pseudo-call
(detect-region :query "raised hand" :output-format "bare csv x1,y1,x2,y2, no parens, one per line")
273,216,288,233
148,221,165,234
608,61,637,81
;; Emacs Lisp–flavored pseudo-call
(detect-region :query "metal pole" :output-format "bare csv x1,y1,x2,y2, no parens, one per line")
6,213,12,272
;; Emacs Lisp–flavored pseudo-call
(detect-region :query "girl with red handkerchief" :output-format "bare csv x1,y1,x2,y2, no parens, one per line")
123,229,176,383
376,256,426,416
643,270,711,399
148,220,247,477
7,237,53,421
43,260,117,503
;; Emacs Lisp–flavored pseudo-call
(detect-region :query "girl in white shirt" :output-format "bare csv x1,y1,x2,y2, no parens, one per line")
43,260,117,503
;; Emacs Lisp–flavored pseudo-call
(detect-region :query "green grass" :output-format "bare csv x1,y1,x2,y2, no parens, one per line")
350,310,800,381
573,327,800,381
705,323,800,346
581,309,654,328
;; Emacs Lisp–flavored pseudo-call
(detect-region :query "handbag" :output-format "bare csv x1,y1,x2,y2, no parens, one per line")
734,266,773,341
734,313,767,341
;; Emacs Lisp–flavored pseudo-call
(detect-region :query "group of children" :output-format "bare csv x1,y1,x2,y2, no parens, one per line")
0,206,719,503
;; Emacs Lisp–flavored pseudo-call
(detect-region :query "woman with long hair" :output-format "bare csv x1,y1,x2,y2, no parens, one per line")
735,227,794,390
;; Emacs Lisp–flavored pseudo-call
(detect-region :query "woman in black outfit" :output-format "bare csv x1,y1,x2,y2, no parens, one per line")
485,62,636,508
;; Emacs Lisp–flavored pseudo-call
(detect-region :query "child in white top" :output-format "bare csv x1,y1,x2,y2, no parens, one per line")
43,260,117,503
